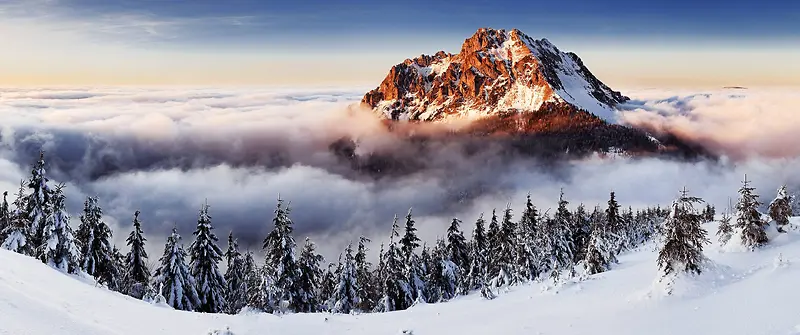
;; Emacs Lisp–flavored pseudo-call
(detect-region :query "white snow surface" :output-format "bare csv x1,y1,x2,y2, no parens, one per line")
2,220,800,334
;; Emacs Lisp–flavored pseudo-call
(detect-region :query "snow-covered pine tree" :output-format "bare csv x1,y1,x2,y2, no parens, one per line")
769,185,792,233
605,192,624,255
702,204,716,222
466,213,487,291
154,226,200,311
548,190,576,280
514,194,539,282
354,236,375,312
223,232,247,314
584,206,614,275
657,188,709,276
26,152,51,251
38,183,80,273
380,214,413,311
446,217,469,294
188,202,228,313
243,251,270,311
318,262,337,312
0,191,9,234
77,196,118,288
717,207,734,246
491,205,516,287
400,209,425,304
485,209,501,278
125,210,150,299
570,204,591,264
735,175,768,249
263,198,302,312
296,237,324,313
332,243,359,314
112,245,127,291
2,182,32,254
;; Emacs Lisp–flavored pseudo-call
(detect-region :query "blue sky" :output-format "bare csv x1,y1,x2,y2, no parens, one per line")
1,0,799,86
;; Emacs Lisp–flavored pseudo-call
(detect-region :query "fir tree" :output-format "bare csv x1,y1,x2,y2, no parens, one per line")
735,175,768,249
769,185,792,233
570,204,591,264
492,205,516,287
354,236,375,312
515,194,539,282
25,151,51,250
446,217,470,293
379,215,413,311
154,226,200,311
400,209,425,304
223,232,247,314
332,243,358,314
38,184,80,273
318,263,337,312
548,190,575,280
605,191,624,254
0,191,9,234
188,202,228,313
485,209,501,278
125,210,150,299
2,182,32,255
717,208,734,246
77,196,118,288
263,198,301,312
466,213,489,293
296,237,324,313
657,188,709,276
584,206,614,275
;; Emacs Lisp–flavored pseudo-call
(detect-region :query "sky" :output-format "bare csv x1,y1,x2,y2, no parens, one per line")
1,0,800,87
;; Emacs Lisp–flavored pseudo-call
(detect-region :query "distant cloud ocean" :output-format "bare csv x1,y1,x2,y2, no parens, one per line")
0,86,798,260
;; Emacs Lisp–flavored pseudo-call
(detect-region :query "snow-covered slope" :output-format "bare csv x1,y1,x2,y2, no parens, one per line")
2,220,800,334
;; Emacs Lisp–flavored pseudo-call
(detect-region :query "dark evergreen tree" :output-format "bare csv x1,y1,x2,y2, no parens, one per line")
296,237,324,313
318,263,337,312
584,206,614,275
223,232,247,314
378,215,412,312
514,194,539,282
491,205,515,287
332,243,358,314
548,190,575,280
466,213,491,296
485,209,501,278
657,188,709,276
263,198,302,312
605,191,624,254
354,236,375,312
446,217,469,293
717,207,734,246
38,184,80,273
2,182,32,254
77,196,118,288
0,191,9,234
734,175,768,249
188,203,227,313
400,209,425,303
570,204,591,264
702,204,716,222
154,226,200,311
769,185,792,233
125,210,150,299
25,152,51,250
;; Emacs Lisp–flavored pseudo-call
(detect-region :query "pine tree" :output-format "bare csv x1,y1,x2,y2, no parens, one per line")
570,204,591,264
263,198,301,312
0,191,9,234
515,194,539,282
379,215,412,312
429,238,458,302
492,205,516,287
112,245,126,291
485,209,501,278
125,210,150,299
446,217,470,293
188,202,228,313
154,226,200,311
243,251,271,311
584,206,614,275
296,237,324,313
466,213,489,292
769,185,792,233
717,208,734,246
26,151,51,250
354,236,375,312
548,190,575,280
332,243,359,314
657,188,709,276
735,175,768,249
2,182,32,255
605,192,624,254
223,232,247,314
400,209,425,304
77,196,118,288
38,184,80,273
318,263,337,312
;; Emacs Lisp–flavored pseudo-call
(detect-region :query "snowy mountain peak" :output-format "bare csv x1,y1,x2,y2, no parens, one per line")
361,27,629,123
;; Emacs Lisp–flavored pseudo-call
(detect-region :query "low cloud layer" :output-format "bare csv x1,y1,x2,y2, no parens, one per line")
1,86,799,261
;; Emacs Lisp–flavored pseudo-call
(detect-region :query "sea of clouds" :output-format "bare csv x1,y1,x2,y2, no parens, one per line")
1,86,799,261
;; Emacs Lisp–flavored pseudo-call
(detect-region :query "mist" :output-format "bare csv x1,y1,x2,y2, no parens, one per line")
1,86,799,261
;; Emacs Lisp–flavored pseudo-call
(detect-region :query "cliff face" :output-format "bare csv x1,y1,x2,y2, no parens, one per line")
361,28,628,124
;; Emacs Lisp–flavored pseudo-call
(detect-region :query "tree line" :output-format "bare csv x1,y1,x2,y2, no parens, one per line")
0,152,792,314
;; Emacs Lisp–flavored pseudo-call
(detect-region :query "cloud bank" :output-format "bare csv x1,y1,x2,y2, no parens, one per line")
1,86,799,261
